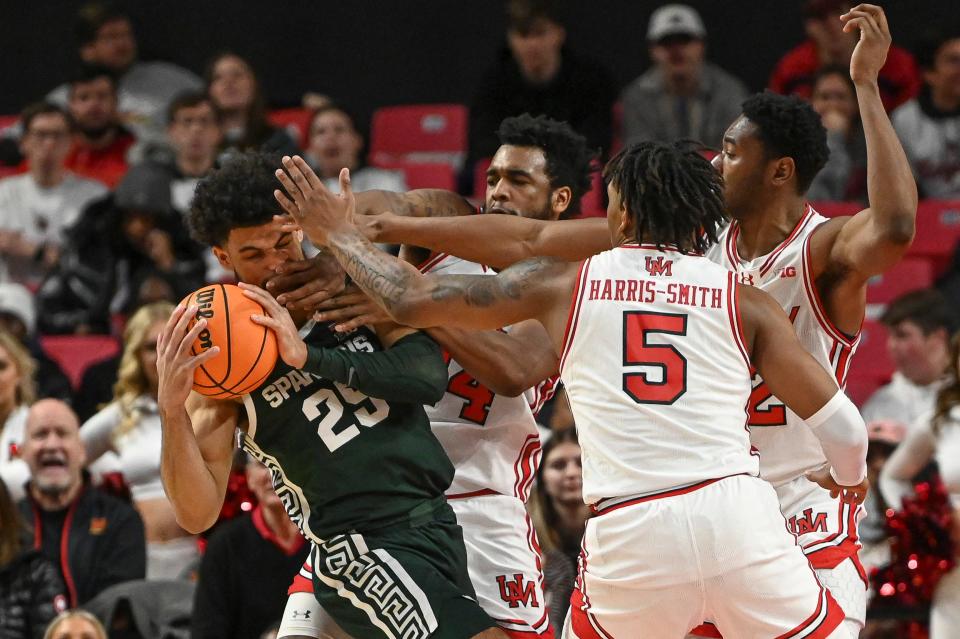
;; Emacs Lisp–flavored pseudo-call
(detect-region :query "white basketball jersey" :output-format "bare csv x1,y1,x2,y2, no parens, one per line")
705,206,860,486
419,253,546,501
560,244,757,505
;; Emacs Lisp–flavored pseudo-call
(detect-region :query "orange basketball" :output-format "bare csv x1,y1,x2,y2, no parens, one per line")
179,284,279,399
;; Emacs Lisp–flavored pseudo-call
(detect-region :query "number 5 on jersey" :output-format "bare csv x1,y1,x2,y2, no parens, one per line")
622,311,688,405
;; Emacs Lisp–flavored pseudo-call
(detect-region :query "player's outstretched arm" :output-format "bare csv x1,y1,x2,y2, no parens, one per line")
355,187,475,219
275,157,578,334
157,304,237,534
820,5,917,279
361,212,612,270
739,285,869,500
311,286,559,396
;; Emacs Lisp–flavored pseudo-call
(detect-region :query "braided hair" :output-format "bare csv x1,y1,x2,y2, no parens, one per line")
603,141,726,253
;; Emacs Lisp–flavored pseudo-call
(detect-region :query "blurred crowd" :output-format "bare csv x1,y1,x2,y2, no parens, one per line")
0,0,958,638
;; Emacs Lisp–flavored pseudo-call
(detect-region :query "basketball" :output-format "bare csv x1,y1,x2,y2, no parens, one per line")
179,284,279,399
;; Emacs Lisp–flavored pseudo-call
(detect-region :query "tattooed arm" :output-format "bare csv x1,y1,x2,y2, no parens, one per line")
354,188,475,219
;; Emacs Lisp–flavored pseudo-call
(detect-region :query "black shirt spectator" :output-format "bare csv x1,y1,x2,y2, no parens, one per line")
17,399,145,606
192,459,308,639
466,0,616,187
0,480,66,639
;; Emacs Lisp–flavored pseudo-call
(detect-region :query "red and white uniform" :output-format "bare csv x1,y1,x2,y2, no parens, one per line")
560,244,844,638
705,206,867,627
286,253,555,639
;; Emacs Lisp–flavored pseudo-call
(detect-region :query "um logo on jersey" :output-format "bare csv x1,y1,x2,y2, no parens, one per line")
644,256,673,277
496,574,538,608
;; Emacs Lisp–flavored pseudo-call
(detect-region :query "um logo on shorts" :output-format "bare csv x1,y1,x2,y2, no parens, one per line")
497,574,538,608
788,507,829,535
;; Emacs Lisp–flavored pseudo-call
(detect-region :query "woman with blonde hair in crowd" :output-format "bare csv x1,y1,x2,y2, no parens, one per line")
42,610,106,639
528,427,590,630
881,333,960,638
81,302,198,580
0,479,66,639
0,328,37,500
205,51,299,158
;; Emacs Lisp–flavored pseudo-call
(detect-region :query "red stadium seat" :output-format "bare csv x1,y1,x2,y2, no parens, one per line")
369,104,467,169
0,114,18,131
909,200,960,272
845,374,884,407
579,168,606,218
389,162,456,191
809,201,862,218
267,108,313,148
40,335,121,390
865,257,933,304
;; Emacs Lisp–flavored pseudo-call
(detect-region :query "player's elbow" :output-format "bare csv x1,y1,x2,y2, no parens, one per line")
175,510,218,535
880,208,916,247
485,372,530,397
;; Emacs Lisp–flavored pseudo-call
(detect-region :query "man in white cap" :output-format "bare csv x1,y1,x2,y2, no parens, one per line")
620,4,748,148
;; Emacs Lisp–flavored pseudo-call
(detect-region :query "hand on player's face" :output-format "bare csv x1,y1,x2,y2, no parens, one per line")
240,282,308,370
313,285,390,333
841,4,891,85
264,248,347,312
156,303,220,411
804,466,870,505
274,155,355,246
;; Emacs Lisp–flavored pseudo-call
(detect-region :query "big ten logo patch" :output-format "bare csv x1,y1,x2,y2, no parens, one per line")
497,574,538,608
788,508,828,535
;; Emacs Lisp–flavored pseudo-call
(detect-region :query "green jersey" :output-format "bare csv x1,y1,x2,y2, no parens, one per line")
238,322,454,542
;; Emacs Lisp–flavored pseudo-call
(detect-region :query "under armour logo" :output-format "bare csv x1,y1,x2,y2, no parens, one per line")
738,272,756,286
291,610,312,620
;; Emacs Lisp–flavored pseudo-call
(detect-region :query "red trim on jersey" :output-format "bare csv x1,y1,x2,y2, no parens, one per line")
724,224,739,270
726,272,751,368
758,205,816,277
287,570,313,595
800,229,860,348
529,375,560,416
446,488,498,500
558,258,591,373
690,623,724,638
417,251,449,273
513,434,542,501
570,550,616,639
774,587,844,639
591,474,748,515
834,343,855,387
618,242,699,255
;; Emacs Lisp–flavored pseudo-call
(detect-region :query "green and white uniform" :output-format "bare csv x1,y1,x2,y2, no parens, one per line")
240,322,495,639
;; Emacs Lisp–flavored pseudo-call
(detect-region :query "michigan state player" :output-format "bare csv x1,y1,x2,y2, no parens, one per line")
157,152,505,639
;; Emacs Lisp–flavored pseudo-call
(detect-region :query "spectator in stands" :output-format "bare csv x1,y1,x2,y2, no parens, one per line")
35,165,206,335
305,104,406,193
81,303,197,580
47,1,203,150
65,66,135,188
466,0,616,188
892,28,960,199
806,65,868,202
862,289,953,432
42,610,107,639
620,4,748,149
880,334,960,638
0,284,72,403
528,427,588,630
769,0,920,112
0,480,66,639
0,329,36,501
18,399,145,606
192,457,308,639
857,419,906,581
0,103,106,288
205,52,299,159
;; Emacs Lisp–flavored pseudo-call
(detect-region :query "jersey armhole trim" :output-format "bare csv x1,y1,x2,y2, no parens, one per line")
800,228,860,348
241,393,258,440
559,258,592,374
417,251,448,273
726,272,751,369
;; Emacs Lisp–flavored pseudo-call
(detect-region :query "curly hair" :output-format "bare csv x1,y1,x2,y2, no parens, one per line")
741,92,829,194
189,151,283,247
111,302,173,444
603,140,727,253
497,114,597,218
